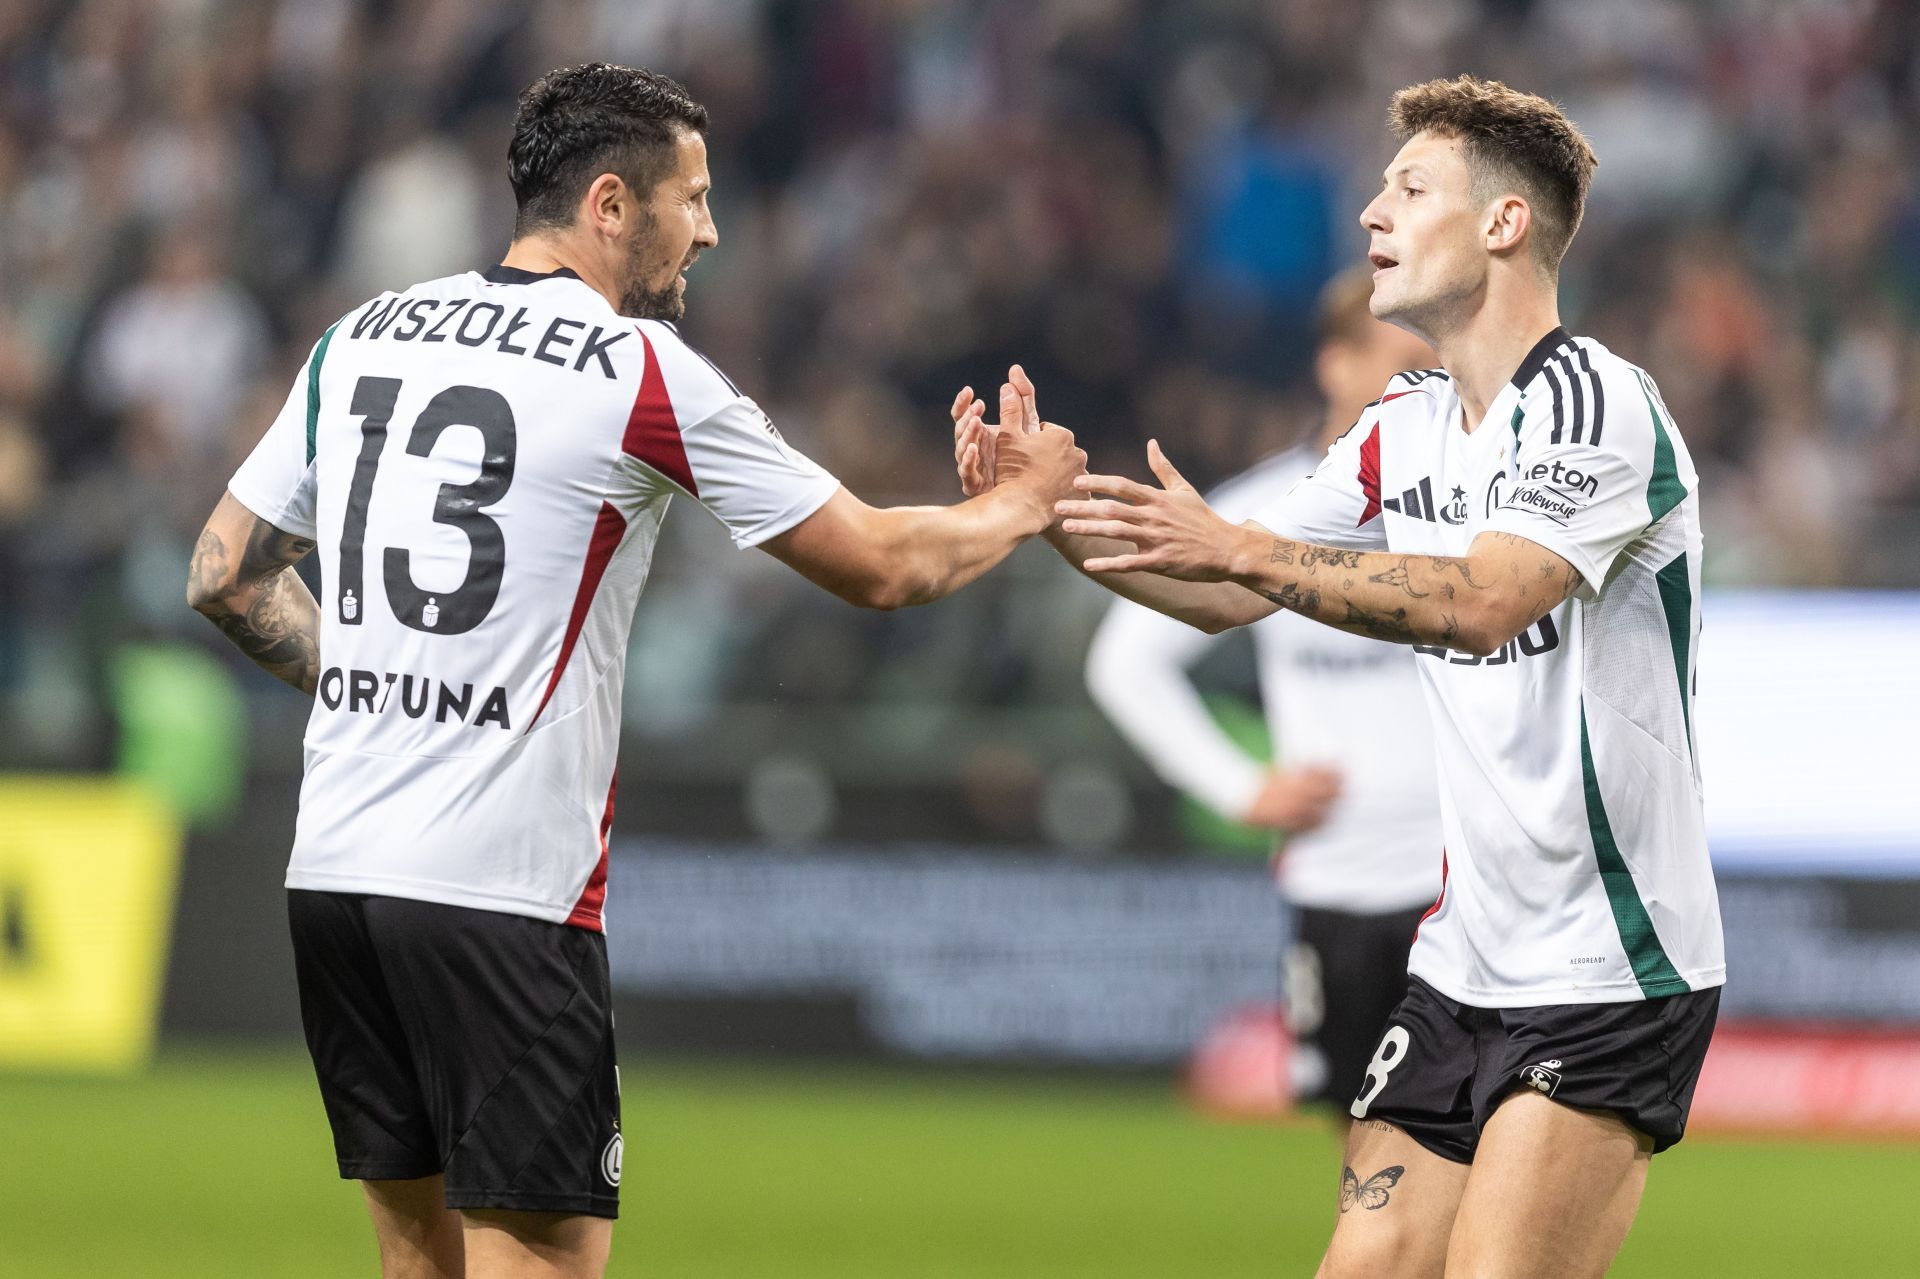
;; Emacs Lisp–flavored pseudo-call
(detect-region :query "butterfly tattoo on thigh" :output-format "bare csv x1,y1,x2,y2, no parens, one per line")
1339,1164,1405,1213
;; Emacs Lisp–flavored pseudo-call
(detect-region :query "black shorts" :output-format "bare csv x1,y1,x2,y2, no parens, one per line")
1349,975,1720,1162
1285,903,1426,1108
288,890,622,1218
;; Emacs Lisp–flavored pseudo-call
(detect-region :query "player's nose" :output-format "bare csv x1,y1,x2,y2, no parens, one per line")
1359,195,1389,235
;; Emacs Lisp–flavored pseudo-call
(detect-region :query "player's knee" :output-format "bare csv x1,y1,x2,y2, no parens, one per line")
1317,1216,1444,1279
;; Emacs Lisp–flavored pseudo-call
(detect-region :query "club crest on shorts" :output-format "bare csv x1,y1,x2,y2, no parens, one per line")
600,1132,623,1187
1522,1059,1564,1096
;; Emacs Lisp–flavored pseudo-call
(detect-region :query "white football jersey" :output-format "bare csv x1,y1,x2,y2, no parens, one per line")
1086,446,1442,915
1252,331,1725,1005
228,266,840,930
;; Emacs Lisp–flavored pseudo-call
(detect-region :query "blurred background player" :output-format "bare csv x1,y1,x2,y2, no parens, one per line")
187,63,1082,1279
1084,265,1441,1124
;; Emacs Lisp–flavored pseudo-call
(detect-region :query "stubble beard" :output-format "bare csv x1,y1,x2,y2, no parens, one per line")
618,215,687,320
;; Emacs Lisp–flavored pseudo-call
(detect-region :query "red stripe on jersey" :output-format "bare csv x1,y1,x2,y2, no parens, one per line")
623,331,698,496
1413,850,1448,940
526,500,628,733
566,772,617,931
1356,422,1383,526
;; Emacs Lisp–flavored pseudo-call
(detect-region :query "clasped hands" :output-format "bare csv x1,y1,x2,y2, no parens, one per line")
950,365,1255,581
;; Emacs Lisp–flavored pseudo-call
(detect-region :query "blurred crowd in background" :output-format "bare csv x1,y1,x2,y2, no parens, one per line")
1,0,1916,839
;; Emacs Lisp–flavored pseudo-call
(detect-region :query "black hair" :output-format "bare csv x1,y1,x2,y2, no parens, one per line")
507,63,709,235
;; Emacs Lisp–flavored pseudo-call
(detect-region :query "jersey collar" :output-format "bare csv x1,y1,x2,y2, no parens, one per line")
481,264,582,285
1509,326,1577,391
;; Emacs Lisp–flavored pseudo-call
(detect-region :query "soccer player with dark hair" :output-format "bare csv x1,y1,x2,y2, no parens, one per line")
959,76,1722,1275
188,63,1083,1278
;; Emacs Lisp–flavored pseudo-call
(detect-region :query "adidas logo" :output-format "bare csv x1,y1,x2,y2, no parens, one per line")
1382,477,1470,525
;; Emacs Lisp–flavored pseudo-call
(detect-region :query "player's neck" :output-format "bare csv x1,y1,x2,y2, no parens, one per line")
1430,280,1562,433
499,234,625,314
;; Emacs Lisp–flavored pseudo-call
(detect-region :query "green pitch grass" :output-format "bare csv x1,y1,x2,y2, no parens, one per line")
2,1044,1915,1277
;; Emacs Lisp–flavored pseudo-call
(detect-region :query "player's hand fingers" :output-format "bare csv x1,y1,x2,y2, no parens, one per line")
1060,519,1144,540
1000,381,1033,436
1081,551,1157,574
1010,363,1039,430
1054,498,1144,523
1054,498,1132,521
953,400,984,452
956,414,989,463
1071,473,1161,504
961,442,987,494
951,385,975,428
1146,439,1196,493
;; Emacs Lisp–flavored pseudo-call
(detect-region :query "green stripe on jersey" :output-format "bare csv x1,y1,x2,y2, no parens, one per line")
1656,553,1695,754
305,321,341,466
1638,371,1687,522
1509,402,1525,445
1579,702,1690,998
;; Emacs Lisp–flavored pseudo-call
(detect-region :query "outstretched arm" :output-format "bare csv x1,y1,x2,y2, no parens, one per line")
187,492,322,693
762,418,1086,611
1056,442,1579,655
951,371,1275,634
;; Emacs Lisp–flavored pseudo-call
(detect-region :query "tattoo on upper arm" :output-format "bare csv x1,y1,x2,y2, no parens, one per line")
1440,613,1460,644
1368,558,1428,599
1339,1165,1406,1213
1268,539,1296,565
190,520,320,694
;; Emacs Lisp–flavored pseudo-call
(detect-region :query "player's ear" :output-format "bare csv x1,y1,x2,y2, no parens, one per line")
1486,195,1530,258
583,172,628,241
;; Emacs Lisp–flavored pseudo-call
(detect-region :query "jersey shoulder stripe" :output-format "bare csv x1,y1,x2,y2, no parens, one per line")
623,329,698,497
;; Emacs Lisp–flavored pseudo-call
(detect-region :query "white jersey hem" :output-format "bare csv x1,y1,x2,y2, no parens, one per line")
284,868,582,927
1409,963,1727,1008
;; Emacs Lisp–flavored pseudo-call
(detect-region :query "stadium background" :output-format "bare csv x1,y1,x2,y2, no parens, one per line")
2,0,1919,1275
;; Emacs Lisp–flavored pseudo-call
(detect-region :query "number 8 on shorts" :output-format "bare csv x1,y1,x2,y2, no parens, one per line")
1351,1025,1411,1118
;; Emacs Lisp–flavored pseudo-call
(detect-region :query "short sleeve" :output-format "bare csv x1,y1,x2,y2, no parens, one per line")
1244,417,1390,551
1482,364,1690,599
227,333,324,539
621,324,840,548
681,398,842,548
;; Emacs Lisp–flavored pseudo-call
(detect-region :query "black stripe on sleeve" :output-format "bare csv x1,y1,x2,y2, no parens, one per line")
1545,364,1567,444
1577,345,1606,446
1556,351,1586,444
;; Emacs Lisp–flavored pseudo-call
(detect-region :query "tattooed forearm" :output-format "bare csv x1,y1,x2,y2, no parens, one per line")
1228,529,1580,652
1258,582,1322,612
1341,600,1417,643
202,570,322,693
1299,546,1362,570
188,511,321,695
1368,558,1428,598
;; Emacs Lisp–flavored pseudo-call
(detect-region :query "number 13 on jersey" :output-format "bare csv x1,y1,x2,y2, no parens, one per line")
337,375,518,635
